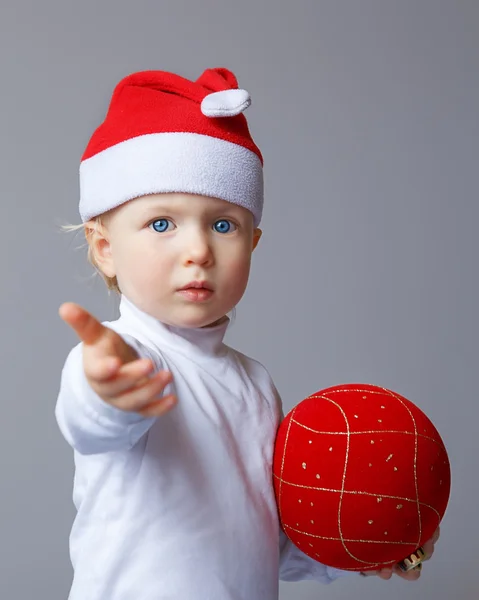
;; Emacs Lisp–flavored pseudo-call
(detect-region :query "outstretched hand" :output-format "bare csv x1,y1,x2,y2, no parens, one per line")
59,302,177,417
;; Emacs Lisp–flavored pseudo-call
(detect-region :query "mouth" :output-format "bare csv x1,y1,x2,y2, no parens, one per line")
178,281,213,291
177,281,214,302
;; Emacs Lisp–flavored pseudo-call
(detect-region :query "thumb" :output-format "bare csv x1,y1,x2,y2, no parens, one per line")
59,302,109,346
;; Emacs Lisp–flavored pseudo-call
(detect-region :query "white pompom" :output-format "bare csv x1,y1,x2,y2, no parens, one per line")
201,89,251,118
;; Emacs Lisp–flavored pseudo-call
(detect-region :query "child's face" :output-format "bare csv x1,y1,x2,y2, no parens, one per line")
94,193,262,328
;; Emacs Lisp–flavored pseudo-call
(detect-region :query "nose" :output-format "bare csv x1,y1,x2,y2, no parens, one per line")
182,227,214,267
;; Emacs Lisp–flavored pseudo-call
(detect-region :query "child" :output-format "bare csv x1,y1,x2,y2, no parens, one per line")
55,67,438,599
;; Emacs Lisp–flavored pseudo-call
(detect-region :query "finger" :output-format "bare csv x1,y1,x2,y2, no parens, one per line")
87,357,154,398
432,525,441,544
93,359,158,396
85,356,122,383
378,568,393,580
59,302,108,345
112,371,174,412
422,539,435,560
138,394,177,418
393,565,421,581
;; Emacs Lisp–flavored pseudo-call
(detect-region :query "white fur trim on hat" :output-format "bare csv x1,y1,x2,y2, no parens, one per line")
79,132,263,225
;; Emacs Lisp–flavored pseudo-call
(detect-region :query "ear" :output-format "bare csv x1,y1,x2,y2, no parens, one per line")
252,228,262,251
85,220,116,278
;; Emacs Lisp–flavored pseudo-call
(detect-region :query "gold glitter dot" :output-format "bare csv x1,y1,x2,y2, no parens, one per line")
311,520,314,524
316,474,321,479
329,447,333,452
368,520,374,525
298,499,302,503
354,415,359,419
369,463,373,467
377,497,383,503
386,454,393,462
378,419,382,423
302,462,307,469
384,531,388,536
363,396,367,399
309,543,313,547
431,465,434,471
440,480,443,485
296,523,299,526
311,502,314,507
397,504,403,510
309,440,312,444
394,467,398,471
371,440,375,445
381,406,385,409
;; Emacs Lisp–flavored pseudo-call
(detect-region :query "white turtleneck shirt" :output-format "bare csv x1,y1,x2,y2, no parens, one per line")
55,296,351,600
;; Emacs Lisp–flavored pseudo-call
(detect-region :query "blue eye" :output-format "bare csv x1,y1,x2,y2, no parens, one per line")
150,219,174,233
214,220,236,234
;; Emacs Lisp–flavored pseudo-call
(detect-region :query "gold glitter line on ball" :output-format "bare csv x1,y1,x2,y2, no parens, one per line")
380,387,422,547
318,396,375,566
272,473,440,518
290,418,443,446
284,524,417,547
386,454,394,462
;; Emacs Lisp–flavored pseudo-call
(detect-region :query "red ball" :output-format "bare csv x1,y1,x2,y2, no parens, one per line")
273,383,450,571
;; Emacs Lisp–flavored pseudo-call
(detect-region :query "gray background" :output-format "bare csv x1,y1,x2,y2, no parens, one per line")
1,0,477,598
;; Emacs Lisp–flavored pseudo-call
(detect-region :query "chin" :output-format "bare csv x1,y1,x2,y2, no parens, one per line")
168,309,225,330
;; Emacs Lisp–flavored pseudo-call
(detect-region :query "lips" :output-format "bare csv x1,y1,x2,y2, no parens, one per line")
177,281,214,303
178,281,213,291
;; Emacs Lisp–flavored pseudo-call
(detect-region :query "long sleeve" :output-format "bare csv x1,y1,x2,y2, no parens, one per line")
55,333,161,455
279,529,357,584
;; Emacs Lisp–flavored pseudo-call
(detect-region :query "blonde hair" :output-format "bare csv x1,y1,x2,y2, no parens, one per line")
61,216,121,294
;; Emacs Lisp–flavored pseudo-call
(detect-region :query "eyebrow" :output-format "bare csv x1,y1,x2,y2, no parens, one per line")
136,200,244,219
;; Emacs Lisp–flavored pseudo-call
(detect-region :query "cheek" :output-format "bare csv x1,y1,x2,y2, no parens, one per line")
223,249,252,287
113,239,171,285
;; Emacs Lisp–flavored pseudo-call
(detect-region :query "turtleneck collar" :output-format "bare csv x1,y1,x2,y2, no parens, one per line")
118,295,230,360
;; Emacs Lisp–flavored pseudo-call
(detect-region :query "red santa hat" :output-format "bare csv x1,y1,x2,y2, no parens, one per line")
79,68,264,226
